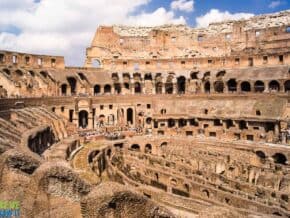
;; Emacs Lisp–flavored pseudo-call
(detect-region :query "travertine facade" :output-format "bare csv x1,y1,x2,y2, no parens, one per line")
0,10,290,218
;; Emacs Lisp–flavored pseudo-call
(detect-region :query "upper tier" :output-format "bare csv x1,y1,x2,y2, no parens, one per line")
85,10,290,69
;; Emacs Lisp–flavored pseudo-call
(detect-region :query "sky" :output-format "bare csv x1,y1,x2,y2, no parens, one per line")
0,0,289,66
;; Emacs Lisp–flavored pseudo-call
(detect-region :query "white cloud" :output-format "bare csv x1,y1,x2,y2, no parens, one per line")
0,0,185,66
196,9,254,28
126,8,186,26
268,1,283,9
171,0,194,12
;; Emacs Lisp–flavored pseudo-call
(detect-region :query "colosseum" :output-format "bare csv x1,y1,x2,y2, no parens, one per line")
0,10,290,218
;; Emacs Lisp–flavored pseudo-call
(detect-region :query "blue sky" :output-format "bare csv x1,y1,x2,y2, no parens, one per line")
0,0,288,66
142,0,289,26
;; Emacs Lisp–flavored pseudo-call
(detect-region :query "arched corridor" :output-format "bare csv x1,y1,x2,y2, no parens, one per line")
79,110,89,128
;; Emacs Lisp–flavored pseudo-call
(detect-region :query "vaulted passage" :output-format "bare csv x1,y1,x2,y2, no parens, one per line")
269,80,280,91
94,84,100,95
241,81,251,92
67,77,77,95
227,79,237,92
165,83,173,94
127,108,134,125
254,81,265,92
134,82,141,93
104,84,111,93
177,76,186,94
61,84,67,95
284,80,290,92
79,110,88,128
155,82,163,94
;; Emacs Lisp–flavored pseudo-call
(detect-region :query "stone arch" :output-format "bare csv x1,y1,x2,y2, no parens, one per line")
67,77,77,95
114,83,121,94
104,84,111,93
177,76,186,94
155,82,163,94
190,72,198,79
29,70,35,77
144,73,152,80
79,110,88,128
178,118,186,127
202,189,210,198
146,117,152,125
134,82,141,93
160,142,167,148
61,84,67,96
145,144,152,153
214,81,224,93
204,81,210,93
94,84,101,95
15,69,24,76
256,150,266,159
272,153,287,165
131,144,140,151
123,82,130,91
254,80,265,92
92,59,101,68
127,108,134,125
241,81,251,92
227,79,237,92
88,150,100,163
170,178,177,186
269,80,280,92
165,82,173,94
2,68,10,76
284,80,290,92
168,119,175,128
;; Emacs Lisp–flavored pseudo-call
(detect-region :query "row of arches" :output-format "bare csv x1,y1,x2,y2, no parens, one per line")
78,108,134,129
256,150,288,165
204,80,288,93
87,79,290,96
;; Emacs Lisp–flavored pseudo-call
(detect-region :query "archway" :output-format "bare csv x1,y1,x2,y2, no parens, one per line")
272,153,287,165
94,84,100,95
214,81,224,93
114,83,121,94
254,81,265,92
177,76,186,94
168,119,175,128
79,110,88,128
61,84,67,96
284,80,290,92
178,119,187,127
204,81,210,93
92,59,101,68
144,73,152,80
269,80,280,92
104,84,111,94
67,77,77,95
127,108,134,125
241,81,251,92
227,79,237,92
131,144,140,151
134,82,141,93
155,82,163,94
145,144,152,153
165,83,173,94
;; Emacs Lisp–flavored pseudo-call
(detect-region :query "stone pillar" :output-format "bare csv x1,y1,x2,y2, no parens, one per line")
152,82,156,94
173,83,177,94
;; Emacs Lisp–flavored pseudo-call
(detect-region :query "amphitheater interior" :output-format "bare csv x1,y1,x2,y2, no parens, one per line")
1,10,290,218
